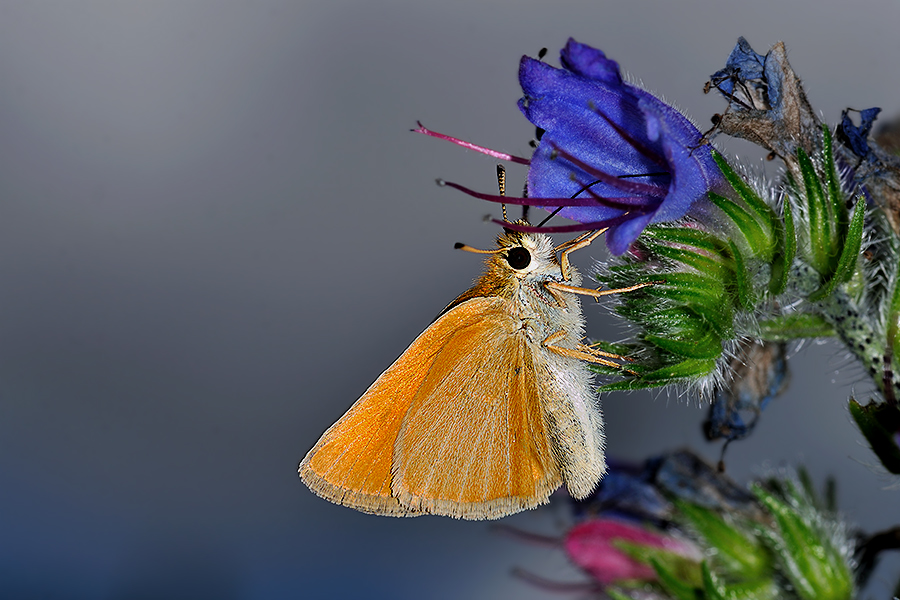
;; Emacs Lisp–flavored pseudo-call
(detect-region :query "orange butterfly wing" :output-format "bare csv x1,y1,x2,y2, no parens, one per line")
392,301,563,519
299,296,563,518
298,297,504,515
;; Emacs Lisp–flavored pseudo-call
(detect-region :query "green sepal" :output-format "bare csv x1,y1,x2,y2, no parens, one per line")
822,125,847,236
795,468,815,504
708,191,773,260
605,589,635,600
702,563,780,600
711,150,780,241
634,272,734,338
728,240,756,311
644,330,722,360
808,196,865,302
649,557,700,600
640,237,731,280
769,198,797,296
752,484,853,600
779,478,820,520
603,265,734,339
615,540,702,587
701,562,727,600
795,466,835,514
824,477,837,513
755,313,835,341
587,363,631,377
796,146,834,274
643,225,730,256
675,501,771,579
641,307,723,359
831,195,865,286
848,398,900,474
600,358,717,391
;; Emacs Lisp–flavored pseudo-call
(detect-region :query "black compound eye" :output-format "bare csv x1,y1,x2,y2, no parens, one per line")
505,247,531,270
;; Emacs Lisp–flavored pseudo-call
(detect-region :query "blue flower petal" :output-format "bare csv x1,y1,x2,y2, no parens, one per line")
519,57,662,194
711,37,765,96
838,107,882,159
606,212,653,255
558,37,622,85
519,39,724,254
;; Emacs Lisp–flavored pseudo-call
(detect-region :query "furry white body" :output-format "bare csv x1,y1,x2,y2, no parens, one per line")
500,233,606,499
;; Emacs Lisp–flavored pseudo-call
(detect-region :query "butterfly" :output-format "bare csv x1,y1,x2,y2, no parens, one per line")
299,226,651,519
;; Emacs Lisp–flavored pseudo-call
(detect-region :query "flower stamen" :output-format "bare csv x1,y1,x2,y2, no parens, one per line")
588,102,669,169
437,179,630,207
496,211,647,234
548,142,669,198
413,121,531,165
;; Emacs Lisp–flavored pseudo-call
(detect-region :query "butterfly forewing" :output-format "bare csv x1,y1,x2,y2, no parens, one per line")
392,299,563,520
299,297,516,516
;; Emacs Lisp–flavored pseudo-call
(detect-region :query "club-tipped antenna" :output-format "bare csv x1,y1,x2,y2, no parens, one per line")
496,164,508,222
454,242,504,254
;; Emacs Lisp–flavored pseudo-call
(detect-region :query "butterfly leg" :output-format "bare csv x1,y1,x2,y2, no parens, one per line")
583,341,636,361
557,229,606,281
545,280,661,300
543,330,636,374
553,228,605,253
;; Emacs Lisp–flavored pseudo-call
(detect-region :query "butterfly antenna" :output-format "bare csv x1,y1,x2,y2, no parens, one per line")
454,164,516,254
496,163,508,223
454,242,504,254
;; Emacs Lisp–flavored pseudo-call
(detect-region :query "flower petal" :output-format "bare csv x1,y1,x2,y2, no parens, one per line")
710,36,765,96
559,37,622,84
837,107,882,159
607,212,654,255
519,56,666,205
639,99,725,223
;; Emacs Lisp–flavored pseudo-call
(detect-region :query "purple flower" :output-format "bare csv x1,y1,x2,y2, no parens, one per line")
418,39,725,255
706,38,822,166
837,107,882,160
519,39,725,254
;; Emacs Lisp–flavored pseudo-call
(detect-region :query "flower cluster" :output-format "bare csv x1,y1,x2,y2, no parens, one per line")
421,37,900,595
423,37,900,473
508,451,856,600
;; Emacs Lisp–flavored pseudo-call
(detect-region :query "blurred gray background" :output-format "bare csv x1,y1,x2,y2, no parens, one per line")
0,1,898,598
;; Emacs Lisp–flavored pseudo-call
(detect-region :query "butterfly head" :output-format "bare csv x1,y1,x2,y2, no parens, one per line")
491,228,564,283
449,225,582,309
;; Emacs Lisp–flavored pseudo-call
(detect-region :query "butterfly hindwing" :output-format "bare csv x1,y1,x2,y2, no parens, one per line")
391,300,563,519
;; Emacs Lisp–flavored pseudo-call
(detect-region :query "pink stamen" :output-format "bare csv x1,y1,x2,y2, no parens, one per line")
413,121,531,165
